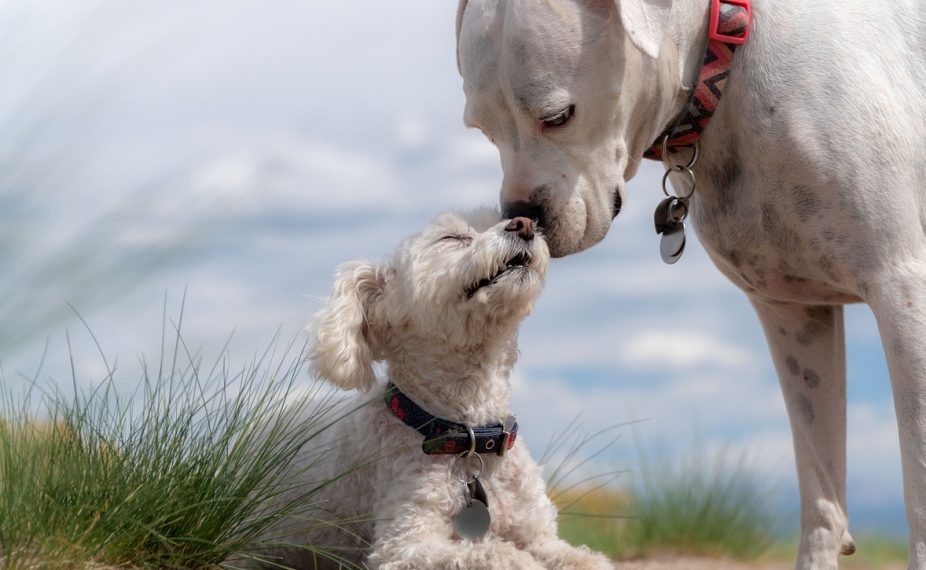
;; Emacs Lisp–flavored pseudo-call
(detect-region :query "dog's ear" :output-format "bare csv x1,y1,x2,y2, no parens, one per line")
308,260,390,393
617,0,673,59
455,0,469,74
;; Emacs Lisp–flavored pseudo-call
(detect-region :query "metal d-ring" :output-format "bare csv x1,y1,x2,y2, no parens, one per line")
660,138,699,201
662,167,697,200
661,135,699,171
456,448,485,484
463,424,476,457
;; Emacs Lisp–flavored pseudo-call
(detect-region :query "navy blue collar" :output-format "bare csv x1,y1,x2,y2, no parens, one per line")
384,383,518,456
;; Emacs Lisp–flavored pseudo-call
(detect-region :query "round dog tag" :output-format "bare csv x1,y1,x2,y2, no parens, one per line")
452,499,491,540
660,224,686,264
659,222,685,265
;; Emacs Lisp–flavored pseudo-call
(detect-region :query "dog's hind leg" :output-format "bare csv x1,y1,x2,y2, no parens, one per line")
867,270,926,569
750,299,854,570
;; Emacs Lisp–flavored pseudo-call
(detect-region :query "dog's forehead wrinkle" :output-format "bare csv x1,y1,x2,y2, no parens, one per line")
503,38,582,118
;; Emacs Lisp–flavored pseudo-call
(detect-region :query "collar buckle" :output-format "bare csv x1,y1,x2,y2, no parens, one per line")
497,415,517,458
709,0,751,45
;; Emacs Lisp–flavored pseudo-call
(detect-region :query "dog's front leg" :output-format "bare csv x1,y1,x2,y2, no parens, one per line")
867,274,926,569
750,298,854,570
367,534,547,570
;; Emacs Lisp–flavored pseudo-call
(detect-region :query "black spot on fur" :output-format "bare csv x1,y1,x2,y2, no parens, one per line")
718,157,741,191
709,138,742,215
791,185,820,223
802,368,821,389
796,393,816,425
891,337,906,357
786,355,800,375
795,320,827,347
783,275,810,284
724,249,742,268
778,326,787,336
805,306,833,323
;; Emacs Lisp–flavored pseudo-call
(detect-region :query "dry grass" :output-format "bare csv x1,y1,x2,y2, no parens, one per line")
553,445,783,562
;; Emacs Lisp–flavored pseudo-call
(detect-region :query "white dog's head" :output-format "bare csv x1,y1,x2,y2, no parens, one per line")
456,0,688,257
309,207,549,392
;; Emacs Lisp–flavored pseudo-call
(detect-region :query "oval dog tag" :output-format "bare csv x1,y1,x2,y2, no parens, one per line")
660,223,686,264
452,499,491,540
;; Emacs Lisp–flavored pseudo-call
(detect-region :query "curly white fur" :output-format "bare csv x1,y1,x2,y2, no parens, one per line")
251,208,611,570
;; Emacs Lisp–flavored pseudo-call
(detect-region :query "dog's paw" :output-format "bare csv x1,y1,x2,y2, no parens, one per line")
534,543,613,570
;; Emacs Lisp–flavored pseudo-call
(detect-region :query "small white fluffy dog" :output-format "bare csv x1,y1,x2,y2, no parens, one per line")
253,208,612,570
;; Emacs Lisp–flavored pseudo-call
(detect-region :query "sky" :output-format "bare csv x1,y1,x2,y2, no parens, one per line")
0,0,907,537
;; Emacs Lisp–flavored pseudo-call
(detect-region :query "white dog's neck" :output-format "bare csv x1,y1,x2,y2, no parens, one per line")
384,333,518,427
667,0,713,91
621,0,715,173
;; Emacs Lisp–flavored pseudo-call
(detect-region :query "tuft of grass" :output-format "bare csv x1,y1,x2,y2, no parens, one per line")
0,303,365,570
554,432,783,562
619,444,782,560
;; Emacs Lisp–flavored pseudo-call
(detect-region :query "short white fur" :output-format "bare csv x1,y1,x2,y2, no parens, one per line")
456,0,926,568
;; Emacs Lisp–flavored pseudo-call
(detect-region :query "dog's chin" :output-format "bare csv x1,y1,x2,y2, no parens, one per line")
464,253,533,299
464,264,543,308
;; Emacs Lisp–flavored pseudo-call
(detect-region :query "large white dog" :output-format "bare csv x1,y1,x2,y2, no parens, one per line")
455,0,926,568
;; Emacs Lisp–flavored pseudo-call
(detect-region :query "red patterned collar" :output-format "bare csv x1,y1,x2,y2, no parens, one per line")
644,0,751,161
385,383,518,456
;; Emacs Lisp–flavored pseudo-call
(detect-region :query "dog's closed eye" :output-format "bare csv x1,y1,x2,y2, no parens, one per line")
438,234,473,246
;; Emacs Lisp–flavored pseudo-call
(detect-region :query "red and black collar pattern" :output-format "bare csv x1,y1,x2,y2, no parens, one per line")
644,0,751,160
385,383,518,456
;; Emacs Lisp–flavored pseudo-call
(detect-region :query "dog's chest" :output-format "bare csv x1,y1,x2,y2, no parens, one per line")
686,174,866,305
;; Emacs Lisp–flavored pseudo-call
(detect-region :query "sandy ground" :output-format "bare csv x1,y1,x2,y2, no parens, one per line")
612,554,907,570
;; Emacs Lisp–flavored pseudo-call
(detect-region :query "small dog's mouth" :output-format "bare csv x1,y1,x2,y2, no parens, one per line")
465,252,532,299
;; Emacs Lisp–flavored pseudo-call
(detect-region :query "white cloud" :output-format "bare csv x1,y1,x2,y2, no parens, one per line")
617,329,754,369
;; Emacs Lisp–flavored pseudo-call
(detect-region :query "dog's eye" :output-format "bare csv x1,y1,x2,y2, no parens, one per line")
542,105,575,128
439,234,473,245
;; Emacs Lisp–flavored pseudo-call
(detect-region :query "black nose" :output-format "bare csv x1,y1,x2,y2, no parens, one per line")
502,201,541,223
505,216,535,240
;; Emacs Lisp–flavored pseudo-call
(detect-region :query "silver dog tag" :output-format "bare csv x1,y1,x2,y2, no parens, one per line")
654,196,687,265
452,479,491,540
453,499,491,540
469,475,488,508
660,222,686,264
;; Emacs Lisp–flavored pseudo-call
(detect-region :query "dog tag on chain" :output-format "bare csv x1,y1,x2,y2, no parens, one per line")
660,223,686,264
469,475,488,508
654,197,688,265
452,478,491,540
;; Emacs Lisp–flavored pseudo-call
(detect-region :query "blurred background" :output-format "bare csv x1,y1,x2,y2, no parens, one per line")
0,0,905,537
